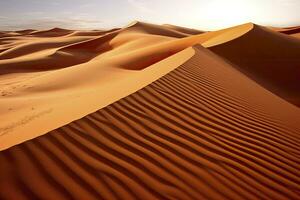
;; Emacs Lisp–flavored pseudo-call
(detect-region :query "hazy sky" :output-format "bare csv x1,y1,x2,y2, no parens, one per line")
0,0,299,31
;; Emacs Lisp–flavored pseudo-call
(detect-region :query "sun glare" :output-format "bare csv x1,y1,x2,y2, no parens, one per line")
201,0,255,29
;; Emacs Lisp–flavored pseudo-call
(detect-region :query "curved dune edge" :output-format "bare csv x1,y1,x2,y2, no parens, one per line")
201,23,254,47
122,21,189,38
0,21,205,151
0,47,195,151
206,24,300,107
0,21,200,74
172,23,255,48
0,46,299,200
270,26,300,35
162,24,205,35
1,21,300,150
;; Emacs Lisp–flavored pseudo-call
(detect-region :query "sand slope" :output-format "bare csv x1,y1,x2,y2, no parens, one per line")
29,28,74,37
123,21,192,38
270,26,300,36
205,23,300,106
0,21,196,73
0,46,300,200
0,22,209,149
279,26,300,39
0,43,194,150
1,22,300,200
163,24,204,35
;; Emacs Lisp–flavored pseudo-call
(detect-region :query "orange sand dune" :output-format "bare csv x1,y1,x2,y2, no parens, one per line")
204,23,300,106
0,22,206,71
1,21,299,148
281,27,300,39
1,46,300,200
163,24,204,35
0,22,207,74
0,31,21,38
29,28,74,37
0,35,97,60
182,23,254,47
269,26,300,39
270,26,300,34
13,29,36,35
69,28,121,37
0,22,191,73
1,22,300,200
279,26,300,35
0,22,245,148
123,21,192,38
0,40,194,150
0,22,208,149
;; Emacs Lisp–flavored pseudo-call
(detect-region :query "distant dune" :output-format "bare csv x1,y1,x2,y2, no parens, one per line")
163,24,205,35
270,26,300,34
29,28,74,37
0,21,300,200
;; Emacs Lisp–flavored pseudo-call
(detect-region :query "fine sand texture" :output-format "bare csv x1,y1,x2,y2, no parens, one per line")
0,45,300,200
1,22,300,200
1,21,247,149
0,22,201,149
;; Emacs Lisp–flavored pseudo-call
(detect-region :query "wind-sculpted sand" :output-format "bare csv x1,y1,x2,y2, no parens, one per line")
0,22,300,200
207,23,300,107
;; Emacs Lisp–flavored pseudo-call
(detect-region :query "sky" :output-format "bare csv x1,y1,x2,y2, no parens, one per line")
0,0,299,31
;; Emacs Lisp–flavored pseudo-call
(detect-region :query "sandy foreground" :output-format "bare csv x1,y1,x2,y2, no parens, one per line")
0,21,300,199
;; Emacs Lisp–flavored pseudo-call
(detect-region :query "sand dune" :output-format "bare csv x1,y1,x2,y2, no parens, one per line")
123,21,192,38
29,28,74,37
276,26,300,39
205,23,300,106
163,24,205,35
197,23,254,47
1,22,300,199
0,22,205,149
270,26,300,35
263,26,300,39
0,31,21,38
0,42,194,150
0,36,97,60
69,28,121,37
1,46,300,200
279,26,300,35
15,29,36,35
0,22,243,149
0,22,195,73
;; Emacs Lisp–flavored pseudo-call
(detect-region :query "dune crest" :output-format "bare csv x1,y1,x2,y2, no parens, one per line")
206,23,300,106
123,21,191,38
1,21,300,200
29,28,74,37
0,46,299,200
163,24,204,35
0,45,194,150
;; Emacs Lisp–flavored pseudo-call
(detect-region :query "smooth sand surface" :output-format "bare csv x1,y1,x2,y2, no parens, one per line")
207,23,300,107
1,45,300,200
270,26,300,34
275,26,300,39
1,22,300,200
162,24,205,35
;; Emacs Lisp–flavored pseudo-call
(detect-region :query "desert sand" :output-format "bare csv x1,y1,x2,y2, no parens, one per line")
0,21,300,200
